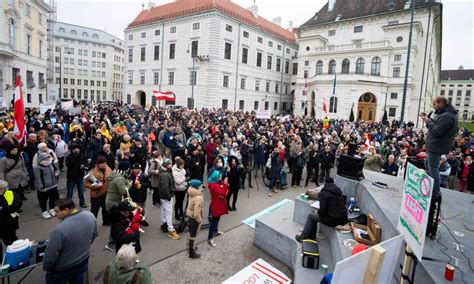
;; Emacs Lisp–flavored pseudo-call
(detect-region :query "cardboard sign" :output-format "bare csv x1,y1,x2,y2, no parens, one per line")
61,100,74,110
256,110,271,120
223,258,291,284
397,163,433,260
40,103,55,114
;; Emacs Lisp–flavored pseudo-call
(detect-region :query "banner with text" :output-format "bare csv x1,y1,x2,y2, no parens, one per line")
397,163,433,260
223,258,291,284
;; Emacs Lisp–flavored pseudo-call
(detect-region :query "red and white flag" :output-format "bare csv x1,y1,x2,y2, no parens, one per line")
322,98,328,114
13,76,25,142
152,91,176,102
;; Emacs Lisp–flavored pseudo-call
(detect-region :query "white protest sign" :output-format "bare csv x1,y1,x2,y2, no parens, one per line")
47,84,59,102
397,163,433,260
61,100,74,110
68,107,81,115
256,110,271,119
40,103,55,114
223,258,291,284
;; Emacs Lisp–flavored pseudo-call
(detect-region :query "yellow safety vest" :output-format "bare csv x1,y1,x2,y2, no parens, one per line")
3,190,19,218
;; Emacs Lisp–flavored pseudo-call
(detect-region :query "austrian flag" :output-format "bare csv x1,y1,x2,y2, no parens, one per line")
152,91,176,102
13,76,25,142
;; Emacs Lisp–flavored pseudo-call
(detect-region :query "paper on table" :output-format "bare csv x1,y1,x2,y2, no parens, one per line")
311,201,320,209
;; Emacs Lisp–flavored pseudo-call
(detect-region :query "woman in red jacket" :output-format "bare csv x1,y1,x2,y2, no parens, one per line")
207,171,229,247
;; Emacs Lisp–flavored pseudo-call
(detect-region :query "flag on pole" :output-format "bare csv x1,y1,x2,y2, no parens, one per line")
152,91,176,102
332,73,337,96
13,76,25,142
323,98,328,114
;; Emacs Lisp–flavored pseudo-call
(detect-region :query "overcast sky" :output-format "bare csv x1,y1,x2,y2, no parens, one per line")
57,0,473,70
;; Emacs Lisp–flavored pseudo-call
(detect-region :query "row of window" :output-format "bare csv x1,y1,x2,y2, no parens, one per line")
441,84,473,88
24,93,43,104
56,78,107,87
441,90,472,107
305,56,401,77
57,27,100,39
24,3,44,25
55,47,107,59
8,18,44,58
62,89,107,101
11,68,45,88
55,67,107,78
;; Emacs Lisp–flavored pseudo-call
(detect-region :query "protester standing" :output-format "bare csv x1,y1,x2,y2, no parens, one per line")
0,180,22,257
66,143,88,208
186,180,204,259
84,156,112,226
43,199,97,284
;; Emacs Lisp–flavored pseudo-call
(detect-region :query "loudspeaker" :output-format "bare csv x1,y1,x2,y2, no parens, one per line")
348,142,357,156
337,154,365,181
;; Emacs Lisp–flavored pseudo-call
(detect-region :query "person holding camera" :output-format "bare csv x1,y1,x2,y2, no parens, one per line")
66,143,88,208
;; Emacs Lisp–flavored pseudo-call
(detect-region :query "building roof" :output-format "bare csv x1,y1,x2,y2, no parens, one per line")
441,70,474,81
54,21,124,49
127,0,296,44
300,0,439,28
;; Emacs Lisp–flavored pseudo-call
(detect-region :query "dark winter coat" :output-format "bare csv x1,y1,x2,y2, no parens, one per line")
0,190,22,230
158,170,175,201
254,142,266,166
318,183,347,227
425,104,458,154
109,207,141,254
66,152,88,179
270,152,282,179
320,151,335,169
87,138,103,161
128,172,150,204
98,150,116,170
185,154,202,180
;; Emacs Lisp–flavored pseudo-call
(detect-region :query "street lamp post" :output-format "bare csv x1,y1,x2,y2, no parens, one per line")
58,45,69,100
186,43,209,109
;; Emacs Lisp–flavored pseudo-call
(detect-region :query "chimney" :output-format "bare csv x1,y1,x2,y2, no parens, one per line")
328,0,337,12
288,20,293,30
148,2,156,9
459,65,464,70
248,4,258,18
272,17,282,26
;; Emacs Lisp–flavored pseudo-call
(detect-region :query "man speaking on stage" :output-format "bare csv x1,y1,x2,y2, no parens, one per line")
420,96,458,237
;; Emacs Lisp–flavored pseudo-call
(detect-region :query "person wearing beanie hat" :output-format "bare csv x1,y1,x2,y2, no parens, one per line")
158,158,180,240
66,140,88,208
0,179,22,257
439,154,451,188
295,177,347,242
0,143,29,201
34,152,60,219
128,162,150,227
148,152,164,209
84,155,112,226
32,142,59,171
186,179,204,259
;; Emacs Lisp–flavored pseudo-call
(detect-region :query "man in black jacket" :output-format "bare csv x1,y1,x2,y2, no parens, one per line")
305,143,320,187
66,143,88,208
295,178,347,242
109,200,141,254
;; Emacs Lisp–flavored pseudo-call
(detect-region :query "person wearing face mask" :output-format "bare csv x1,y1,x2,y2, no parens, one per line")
186,179,204,259
32,142,59,172
66,143,89,208
34,152,60,219
0,143,29,201
85,156,112,226
159,159,180,240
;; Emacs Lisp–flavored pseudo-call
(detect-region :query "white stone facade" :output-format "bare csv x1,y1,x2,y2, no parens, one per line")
124,10,297,113
294,2,442,125
440,70,474,122
52,21,125,102
0,0,50,107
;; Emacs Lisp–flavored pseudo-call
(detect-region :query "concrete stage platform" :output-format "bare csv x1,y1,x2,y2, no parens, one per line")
254,170,474,283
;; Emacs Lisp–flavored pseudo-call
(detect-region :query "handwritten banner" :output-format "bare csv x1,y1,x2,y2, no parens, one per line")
397,163,433,260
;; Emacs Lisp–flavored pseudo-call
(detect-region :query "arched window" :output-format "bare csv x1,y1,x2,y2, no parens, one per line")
329,97,338,113
70,29,77,35
316,60,323,75
328,59,336,74
356,58,365,74
341,59,350,74
371,57,381,76
8,18,16,49
93,34,99,39
82,32,89,37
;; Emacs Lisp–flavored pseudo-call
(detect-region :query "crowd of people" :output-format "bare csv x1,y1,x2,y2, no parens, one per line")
0,97,470,282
